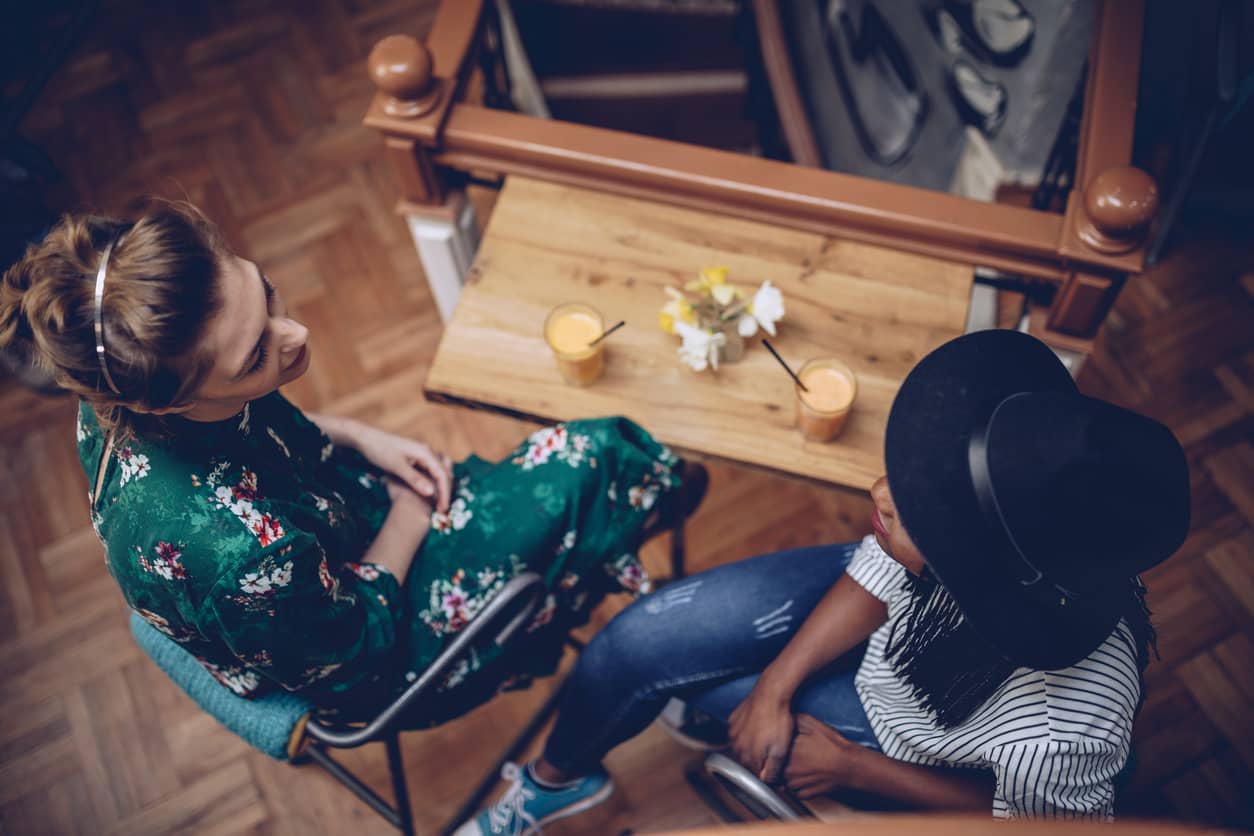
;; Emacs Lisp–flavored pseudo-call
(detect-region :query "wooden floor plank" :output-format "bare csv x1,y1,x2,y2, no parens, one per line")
1179,637,1254,773
1203,442,1254,526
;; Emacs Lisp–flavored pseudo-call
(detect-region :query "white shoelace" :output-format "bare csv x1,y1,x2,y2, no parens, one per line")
488,762,540,836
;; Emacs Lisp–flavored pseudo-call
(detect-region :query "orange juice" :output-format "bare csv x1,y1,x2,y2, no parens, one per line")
796,358,857,442
544,303,606,386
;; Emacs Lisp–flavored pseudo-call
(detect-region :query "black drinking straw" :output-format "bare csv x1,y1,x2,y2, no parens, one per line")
587,320,625,347
762,338,809,392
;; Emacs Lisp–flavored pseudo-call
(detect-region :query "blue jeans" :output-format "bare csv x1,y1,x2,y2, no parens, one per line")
543,542,881,773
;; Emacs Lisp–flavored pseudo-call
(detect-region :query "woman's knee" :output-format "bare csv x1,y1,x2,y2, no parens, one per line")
576,592,680,683
570,619,631,690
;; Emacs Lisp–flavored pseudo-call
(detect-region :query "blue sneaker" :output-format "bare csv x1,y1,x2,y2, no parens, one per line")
454,761,614,836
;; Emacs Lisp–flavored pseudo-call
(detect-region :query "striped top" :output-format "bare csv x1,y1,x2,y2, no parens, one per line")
846,536,1138,820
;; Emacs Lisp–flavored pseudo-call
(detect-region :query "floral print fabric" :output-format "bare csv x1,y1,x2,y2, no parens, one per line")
78,394,680,722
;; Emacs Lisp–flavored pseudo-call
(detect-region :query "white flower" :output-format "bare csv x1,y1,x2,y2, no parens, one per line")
740,280,785,337
524,445,551,468
674,321,726,372
297,664,341,687
628,484,660,511
433,498,473,533
448,500,473,530
207,460,229,487
119,452,151,486
711,282,739,306
270,561,293,587
441,658,472,689
240,572,272,594
205,662,261,696
349,562,383,581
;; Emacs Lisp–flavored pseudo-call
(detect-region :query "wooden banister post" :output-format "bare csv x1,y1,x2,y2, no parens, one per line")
1051,165,1158,339
1046,269,1123,338
1075,165,1159,256
366,31,480,322
369,35,442,118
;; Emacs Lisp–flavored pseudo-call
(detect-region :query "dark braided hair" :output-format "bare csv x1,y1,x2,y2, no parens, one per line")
883,569,1159,729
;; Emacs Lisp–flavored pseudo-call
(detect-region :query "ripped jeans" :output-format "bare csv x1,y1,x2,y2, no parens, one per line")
542,542,881,773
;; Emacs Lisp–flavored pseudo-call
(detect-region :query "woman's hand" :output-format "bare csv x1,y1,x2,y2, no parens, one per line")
728,682,796,784
360,479,433,583
385,477,434,533
782,714,864,799
353,425,453,513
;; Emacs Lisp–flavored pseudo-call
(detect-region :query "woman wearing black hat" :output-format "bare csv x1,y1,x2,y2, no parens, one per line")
459,330,1190,834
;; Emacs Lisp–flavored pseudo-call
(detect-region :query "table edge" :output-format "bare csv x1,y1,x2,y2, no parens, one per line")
423,385,873,496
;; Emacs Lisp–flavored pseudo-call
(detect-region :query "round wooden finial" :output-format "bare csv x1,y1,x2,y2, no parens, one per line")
1077,166,1159,254
368,35,441,117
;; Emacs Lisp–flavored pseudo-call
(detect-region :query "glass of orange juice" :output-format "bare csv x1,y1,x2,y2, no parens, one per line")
795,357,857,442
544,303,606,386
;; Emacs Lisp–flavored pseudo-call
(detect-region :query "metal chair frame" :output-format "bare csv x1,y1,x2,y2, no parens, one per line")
293,526,688,836
690,740,1141,824
295,570,549,836
686,751,812,825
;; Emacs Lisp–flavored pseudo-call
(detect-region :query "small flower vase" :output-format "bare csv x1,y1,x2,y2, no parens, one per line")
717,323,745,364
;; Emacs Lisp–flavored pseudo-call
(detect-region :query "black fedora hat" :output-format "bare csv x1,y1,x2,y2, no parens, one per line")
885,330,1190,670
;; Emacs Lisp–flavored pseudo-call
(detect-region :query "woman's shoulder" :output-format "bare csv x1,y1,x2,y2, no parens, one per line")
99,473,317,611
94,439,289,567
845,534,908,603
1032,622,1141,746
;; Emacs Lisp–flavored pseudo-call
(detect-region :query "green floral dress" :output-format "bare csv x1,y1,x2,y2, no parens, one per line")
78,393,681,723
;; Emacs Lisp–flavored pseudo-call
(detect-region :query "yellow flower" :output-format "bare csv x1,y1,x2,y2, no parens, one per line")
685,266,729,293
658,295,696,335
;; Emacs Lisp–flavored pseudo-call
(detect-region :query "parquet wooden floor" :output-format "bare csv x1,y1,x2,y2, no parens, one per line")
1,1,1251,832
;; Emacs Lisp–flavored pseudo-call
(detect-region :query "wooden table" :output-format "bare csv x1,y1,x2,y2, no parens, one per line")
425,178,973,491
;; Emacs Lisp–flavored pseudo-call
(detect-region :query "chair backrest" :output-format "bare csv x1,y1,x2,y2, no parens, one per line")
129,571,548,755
129,612,312,760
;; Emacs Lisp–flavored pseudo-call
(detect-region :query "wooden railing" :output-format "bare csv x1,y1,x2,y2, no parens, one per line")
362,0,1157,344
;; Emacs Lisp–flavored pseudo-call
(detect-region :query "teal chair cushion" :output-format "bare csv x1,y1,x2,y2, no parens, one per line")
129,612,313,760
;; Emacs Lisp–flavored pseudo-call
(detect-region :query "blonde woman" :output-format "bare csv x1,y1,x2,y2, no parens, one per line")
0,200,706,721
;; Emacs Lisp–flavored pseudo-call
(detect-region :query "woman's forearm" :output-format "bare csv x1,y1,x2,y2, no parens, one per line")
307,412,364,448
757,574,887,703
361,506,428,584
848,748,994,811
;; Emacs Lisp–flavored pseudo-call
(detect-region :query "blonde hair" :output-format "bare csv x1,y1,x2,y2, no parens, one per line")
0,200,226,436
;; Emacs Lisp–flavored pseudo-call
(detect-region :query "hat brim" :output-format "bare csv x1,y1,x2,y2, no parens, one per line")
885,330,1121,670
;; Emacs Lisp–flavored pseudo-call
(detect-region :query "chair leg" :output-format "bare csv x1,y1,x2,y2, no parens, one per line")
441,679,569,835
306,743,409,832
670,521,687,580
386,733,416,836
